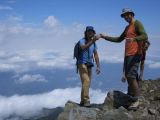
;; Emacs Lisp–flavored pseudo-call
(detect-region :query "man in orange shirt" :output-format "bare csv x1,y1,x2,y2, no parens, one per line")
100,8,148,109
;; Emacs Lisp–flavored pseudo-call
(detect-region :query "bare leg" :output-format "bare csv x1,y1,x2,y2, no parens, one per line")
127,77,140,97
139,60,145,81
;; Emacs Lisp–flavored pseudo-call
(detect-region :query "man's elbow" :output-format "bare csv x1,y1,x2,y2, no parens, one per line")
143,32,148,40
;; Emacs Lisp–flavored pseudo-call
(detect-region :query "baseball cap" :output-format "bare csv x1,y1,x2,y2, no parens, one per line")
85,26,96,33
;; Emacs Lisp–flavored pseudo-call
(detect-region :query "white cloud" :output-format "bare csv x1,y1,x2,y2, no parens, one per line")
0,16,84,53
148,62,160,69
37,52,74,69
99,49,124,64
101,55,123,64
0,50,74,72
0,15,159,73
0,87,106,119
66,76,78,81
8,15,23,21
0,5,13,10
44,16,60,28
7,0,16,4
0,63,20,72
15,74,48,84
0,49,159,74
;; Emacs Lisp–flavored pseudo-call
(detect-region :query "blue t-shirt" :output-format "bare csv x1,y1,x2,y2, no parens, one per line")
78,38,97,64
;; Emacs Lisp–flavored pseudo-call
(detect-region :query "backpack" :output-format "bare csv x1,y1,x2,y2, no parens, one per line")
73,40,95,73
143,40,150,52
73,41,80,61
134,20,151,53
73,41,81,73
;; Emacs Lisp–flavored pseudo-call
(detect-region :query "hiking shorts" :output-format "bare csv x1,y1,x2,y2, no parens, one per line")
124,54,141,79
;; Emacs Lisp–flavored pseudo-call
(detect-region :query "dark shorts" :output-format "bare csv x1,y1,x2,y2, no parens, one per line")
124,54,141,79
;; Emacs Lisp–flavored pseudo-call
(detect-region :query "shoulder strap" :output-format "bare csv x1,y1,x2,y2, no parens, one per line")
92,42,96,62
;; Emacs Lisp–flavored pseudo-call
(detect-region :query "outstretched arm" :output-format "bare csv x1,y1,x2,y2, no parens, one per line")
99,27,127,43
100,31,125,43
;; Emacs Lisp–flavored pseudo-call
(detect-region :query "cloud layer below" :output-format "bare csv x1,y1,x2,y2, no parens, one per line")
0,87,106,119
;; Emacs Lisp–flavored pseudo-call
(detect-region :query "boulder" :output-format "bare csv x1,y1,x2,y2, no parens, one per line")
57,79,160,120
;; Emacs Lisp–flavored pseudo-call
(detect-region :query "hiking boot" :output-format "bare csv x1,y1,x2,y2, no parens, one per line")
83,101,91,107
79,101,91,107
128,95,138,102
128,100,139,110
79,101,84,106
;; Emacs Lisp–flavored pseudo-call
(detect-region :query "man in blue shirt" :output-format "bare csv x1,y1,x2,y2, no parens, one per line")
78,26,100,107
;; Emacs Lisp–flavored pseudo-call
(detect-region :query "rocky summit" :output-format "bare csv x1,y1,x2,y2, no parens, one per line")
12,79,159,120
57,79,160,120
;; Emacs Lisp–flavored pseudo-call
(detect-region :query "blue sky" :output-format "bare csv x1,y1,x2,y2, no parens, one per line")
0,0,160,119
1,0,160,31
0,0,159,52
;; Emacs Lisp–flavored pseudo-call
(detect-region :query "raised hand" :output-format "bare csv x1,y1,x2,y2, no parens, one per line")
99,33,107,39
92,34,101,41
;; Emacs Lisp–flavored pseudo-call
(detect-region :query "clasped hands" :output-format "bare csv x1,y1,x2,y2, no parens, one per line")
92,34,106,42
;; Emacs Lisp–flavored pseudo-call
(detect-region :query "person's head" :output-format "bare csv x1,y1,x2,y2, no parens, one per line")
84,26,96,40
121,8,135,23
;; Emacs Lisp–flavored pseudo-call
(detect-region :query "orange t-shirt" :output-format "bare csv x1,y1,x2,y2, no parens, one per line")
125,23,142,56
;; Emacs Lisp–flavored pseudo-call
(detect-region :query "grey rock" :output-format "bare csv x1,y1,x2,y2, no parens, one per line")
11,79,158,120
58,101,98,120
57,80,160,120
103,90,132,109
103,108,133,120
148,108,157,115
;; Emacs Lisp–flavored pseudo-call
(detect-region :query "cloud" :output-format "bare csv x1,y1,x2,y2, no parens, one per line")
0,5,13,10
0,48,159,74
8,15,23,21
0,15,159,73
15,74,48,84
44,16,61,28
99,44,124,64
37,53,74,70
101,55,123,64
7,0,16,4
66,76,78,81
0,87,106,119
0,51,74,73
148,62,160,69
0,15,84,52
0,63,20,72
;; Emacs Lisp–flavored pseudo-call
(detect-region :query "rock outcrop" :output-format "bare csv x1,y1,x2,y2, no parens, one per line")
11,79,159,120
57,79,160,120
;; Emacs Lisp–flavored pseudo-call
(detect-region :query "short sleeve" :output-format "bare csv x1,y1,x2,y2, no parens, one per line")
79,38,85,46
